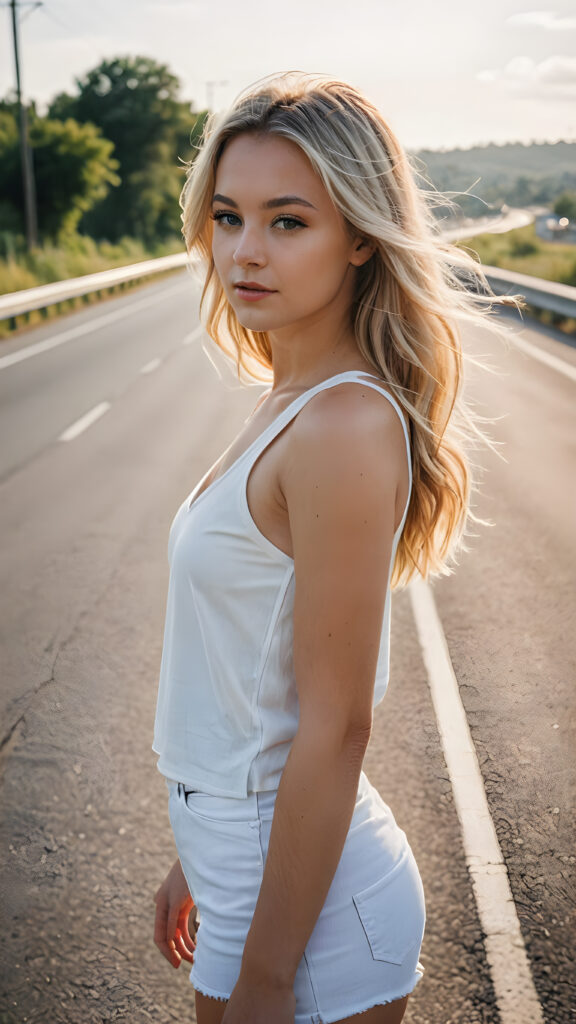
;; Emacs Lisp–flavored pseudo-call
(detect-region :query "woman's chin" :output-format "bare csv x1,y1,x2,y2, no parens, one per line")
234,309,276,331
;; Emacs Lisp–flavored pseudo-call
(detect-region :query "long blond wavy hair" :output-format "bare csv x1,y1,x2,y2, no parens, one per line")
178,71,525,588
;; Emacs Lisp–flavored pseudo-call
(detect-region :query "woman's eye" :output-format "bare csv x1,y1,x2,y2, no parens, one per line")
210,212,304,232
273,216,304,231
211,211,240,227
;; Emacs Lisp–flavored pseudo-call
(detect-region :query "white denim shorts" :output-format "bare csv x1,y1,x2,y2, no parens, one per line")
166,770,425,1024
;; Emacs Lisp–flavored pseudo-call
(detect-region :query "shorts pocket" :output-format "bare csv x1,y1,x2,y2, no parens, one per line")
182,790,251,824
352,846,425,965
169,790,264,915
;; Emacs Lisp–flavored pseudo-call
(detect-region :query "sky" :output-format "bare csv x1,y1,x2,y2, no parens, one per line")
1,0,575,152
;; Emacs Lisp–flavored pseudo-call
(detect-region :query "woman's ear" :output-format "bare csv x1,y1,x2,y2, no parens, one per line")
350,236,376,268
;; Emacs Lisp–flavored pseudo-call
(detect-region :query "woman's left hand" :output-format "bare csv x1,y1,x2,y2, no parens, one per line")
221,973,296,1024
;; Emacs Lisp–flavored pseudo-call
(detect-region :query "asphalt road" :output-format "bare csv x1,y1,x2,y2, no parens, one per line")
0,271,574,1024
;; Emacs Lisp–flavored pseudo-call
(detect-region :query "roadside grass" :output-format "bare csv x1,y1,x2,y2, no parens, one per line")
1,222,575,341
0,233,186,341
456,222,576,336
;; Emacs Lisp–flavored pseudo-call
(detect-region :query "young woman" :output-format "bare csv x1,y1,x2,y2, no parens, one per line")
152,72,523,1024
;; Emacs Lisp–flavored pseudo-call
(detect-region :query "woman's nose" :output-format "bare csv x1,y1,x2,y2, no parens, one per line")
233,229,266,267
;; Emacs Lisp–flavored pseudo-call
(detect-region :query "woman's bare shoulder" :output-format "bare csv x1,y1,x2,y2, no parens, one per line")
281,379,405,592
275,380,407,528
290,377,409,457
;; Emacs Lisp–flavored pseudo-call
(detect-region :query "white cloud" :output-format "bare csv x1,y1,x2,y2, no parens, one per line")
506,10,576,29
476,54,576,96
537,55,576,85
506,56,537,78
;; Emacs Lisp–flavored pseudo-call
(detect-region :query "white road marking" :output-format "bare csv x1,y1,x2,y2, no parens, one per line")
409,575,545,1024
0,280,189,371
58,402,111,442
507,330,576,382
139,357,162,374
182,326,205,345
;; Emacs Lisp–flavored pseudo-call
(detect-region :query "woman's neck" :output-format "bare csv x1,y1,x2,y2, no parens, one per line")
266,333,376,394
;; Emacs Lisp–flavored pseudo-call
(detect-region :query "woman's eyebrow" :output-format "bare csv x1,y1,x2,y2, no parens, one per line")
212,193,317,210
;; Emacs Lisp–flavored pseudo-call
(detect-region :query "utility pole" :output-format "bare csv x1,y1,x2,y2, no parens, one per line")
5,0,42,250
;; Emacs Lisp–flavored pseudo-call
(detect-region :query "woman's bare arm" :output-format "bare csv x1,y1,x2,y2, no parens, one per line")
236,385,407,992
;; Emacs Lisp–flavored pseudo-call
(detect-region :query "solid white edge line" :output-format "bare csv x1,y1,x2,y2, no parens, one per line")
408,574,545,1024
0,280,189,372
58,401,111,442
507,330,576,383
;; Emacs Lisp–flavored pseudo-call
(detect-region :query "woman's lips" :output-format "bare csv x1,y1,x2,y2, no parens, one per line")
235,286,276,302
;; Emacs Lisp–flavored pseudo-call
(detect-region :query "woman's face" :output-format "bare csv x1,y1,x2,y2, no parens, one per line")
210,132,371,336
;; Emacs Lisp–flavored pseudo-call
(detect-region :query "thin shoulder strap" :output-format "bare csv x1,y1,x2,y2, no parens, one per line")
348,377,413,535
348,377,412,485
246,371,413,531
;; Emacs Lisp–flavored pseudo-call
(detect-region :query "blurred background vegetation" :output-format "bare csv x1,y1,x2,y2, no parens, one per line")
1,56,207,276
1,54,575,336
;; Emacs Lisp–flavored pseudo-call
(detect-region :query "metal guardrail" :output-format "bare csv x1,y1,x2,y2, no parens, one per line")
482,266,576,320
0,246,574,322
0,252,189,320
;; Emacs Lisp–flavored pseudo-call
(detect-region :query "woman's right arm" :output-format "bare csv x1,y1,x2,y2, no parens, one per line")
153,858,198,968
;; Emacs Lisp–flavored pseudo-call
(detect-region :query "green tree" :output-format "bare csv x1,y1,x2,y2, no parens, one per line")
48,55,207,245
510,175,534,206
554,191,576,221
0,103,120,244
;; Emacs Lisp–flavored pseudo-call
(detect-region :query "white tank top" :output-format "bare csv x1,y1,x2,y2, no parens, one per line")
152,371,413,797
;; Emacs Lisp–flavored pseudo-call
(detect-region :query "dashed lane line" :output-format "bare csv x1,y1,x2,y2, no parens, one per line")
409,575,545,1024
139,357,163,374
58,402,111,442
29,328,202,447
182,326,205,345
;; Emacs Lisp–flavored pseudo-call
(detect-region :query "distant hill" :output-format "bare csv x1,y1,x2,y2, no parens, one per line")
408,141,576,216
